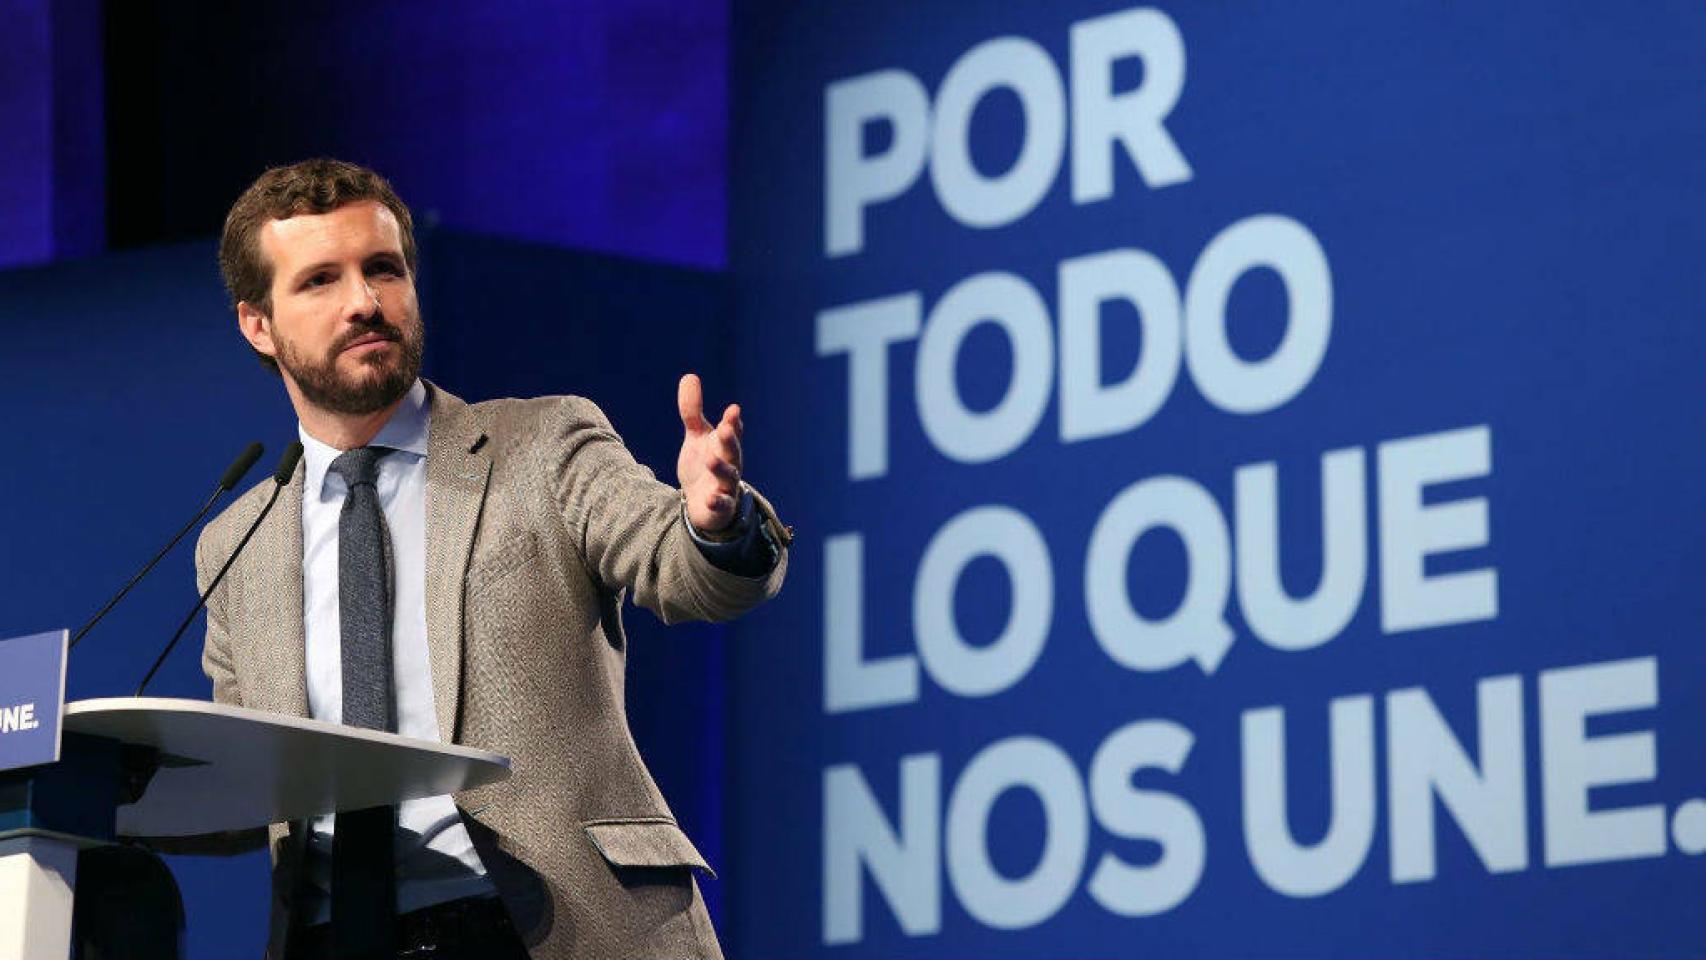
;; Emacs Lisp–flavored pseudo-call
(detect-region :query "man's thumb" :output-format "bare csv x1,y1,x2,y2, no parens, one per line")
678,373,709,433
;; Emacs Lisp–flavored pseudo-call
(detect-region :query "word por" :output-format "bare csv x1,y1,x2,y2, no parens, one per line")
827,7,1191,256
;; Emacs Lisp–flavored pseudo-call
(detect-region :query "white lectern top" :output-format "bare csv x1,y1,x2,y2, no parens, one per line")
63,697,510,837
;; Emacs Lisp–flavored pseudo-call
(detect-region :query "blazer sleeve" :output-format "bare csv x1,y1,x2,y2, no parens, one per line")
195,523,242,707
538,396,788,625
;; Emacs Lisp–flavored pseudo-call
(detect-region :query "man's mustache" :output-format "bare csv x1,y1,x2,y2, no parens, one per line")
330,320,406,354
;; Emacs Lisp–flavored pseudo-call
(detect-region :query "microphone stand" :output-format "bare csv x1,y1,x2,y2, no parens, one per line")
135,442,302,696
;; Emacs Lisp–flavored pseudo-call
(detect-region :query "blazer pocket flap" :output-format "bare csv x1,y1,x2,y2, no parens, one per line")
583,818,715,878
466,530,541,594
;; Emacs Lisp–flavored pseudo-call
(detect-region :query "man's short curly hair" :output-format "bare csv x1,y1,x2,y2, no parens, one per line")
219,158,418,372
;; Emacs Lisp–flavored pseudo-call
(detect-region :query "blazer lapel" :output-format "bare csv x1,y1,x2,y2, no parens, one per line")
249,461,309,718
423,384,491,745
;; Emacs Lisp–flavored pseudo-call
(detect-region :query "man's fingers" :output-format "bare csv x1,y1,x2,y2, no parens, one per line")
679,379,749,532
706,453,740,485
715,422,742,472
677,373,709,434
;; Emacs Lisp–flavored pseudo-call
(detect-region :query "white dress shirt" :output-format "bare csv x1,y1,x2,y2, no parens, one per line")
296,380,495,921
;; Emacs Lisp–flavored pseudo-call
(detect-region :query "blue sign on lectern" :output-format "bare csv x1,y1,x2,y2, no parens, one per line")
0,630,68,773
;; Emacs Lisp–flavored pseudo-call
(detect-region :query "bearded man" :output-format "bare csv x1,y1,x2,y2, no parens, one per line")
197,158,788,960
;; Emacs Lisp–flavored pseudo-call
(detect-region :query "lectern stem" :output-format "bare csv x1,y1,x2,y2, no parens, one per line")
0,835,77,960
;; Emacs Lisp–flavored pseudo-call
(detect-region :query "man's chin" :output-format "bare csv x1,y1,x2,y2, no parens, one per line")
279,332,422,417
292,365,414,416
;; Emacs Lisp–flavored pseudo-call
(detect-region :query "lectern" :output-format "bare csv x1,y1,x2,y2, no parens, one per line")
0,697,510,960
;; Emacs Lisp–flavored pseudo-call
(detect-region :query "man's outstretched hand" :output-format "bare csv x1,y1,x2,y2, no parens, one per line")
676,373,744,535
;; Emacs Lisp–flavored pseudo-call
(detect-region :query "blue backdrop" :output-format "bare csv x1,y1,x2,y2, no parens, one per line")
5,2,1706,957
727,2,1706,956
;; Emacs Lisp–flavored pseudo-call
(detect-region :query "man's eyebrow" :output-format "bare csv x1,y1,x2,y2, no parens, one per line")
285,252,403,286
286,259,339,286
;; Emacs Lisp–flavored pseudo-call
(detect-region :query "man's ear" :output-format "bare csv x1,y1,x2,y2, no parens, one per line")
236,301,277,360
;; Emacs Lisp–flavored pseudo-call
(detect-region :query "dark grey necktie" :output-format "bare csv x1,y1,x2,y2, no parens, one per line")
332,446,395,733
328,446,397,960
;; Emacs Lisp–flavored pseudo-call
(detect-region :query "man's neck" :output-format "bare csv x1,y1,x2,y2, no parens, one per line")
291,393,407,452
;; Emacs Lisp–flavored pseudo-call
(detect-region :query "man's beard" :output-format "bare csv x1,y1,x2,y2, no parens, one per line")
276,314,424,416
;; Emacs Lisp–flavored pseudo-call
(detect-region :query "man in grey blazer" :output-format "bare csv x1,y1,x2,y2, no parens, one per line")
196,158,788,959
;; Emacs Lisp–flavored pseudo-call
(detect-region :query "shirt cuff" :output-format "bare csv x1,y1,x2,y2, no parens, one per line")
683,486,780,578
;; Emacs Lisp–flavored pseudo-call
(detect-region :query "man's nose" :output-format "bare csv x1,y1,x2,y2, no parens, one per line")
342,275,381,318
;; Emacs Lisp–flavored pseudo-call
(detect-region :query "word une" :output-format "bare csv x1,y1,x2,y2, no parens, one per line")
0,701,40,733
825,657,1664,944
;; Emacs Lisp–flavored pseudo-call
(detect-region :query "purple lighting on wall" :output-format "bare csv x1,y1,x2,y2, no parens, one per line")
0,0,104,268
235,0,730,269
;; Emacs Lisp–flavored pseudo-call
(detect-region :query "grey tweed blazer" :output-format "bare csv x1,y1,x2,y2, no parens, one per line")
194,382,787,959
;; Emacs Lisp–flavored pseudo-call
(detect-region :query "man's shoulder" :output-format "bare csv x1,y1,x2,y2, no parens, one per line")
195,475,282,574
462,393,619,444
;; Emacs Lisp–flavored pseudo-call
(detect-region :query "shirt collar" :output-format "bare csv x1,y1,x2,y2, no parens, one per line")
300,379,430,500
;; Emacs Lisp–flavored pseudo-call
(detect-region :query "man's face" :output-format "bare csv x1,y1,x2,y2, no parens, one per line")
240,200,423,416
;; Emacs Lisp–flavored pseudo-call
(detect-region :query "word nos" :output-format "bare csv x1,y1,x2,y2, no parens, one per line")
824,657,1679,944
826,6,1191,256
0,701,41,733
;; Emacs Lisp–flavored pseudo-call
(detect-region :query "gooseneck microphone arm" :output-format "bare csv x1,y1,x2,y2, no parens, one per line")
69,442,265,651
135,442,303,696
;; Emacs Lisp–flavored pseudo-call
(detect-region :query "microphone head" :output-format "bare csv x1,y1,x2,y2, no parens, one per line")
219,442,265,490
273,441,305,485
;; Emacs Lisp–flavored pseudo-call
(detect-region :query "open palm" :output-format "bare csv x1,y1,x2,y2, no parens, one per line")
676,373,744,533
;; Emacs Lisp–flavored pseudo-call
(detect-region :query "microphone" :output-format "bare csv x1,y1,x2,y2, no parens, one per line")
219,444,266,489
135,442,303,696
69,442,265,651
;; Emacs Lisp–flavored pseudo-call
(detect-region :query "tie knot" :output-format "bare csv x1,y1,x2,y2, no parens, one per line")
329,446,389,489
